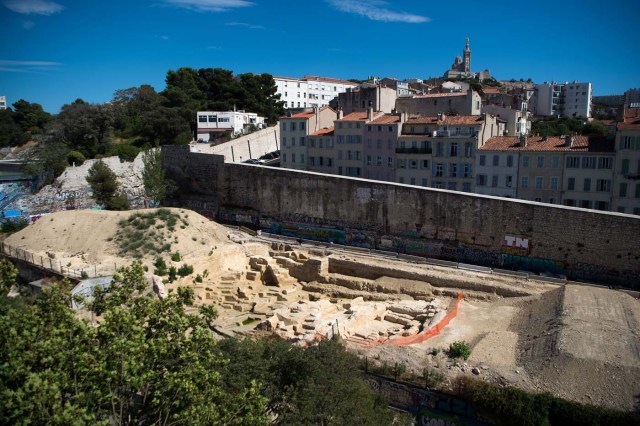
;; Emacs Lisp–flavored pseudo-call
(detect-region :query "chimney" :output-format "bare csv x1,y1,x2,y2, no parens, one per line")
567,134,573,147
519,133,527,147
367,106,373,121
337,109,344,120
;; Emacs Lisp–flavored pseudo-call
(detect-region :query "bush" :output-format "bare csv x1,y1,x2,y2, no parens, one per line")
171,251,181,262
67,150,86,166
449,341,471,360
109,143,140,162
177,264,193,277
0,218,29,234
154,257,167,276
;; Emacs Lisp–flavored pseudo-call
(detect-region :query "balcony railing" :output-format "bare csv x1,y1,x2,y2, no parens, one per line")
396,147,433,154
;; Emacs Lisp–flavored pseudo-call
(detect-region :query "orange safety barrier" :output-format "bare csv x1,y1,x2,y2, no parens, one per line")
354,292,464,348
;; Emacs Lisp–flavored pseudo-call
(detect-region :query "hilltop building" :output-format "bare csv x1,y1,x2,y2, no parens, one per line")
444,38,491,81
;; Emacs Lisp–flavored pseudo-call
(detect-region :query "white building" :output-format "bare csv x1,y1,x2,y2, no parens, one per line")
273,76,357,110
534,81,592,118
196,111,265,142
0,96,6,110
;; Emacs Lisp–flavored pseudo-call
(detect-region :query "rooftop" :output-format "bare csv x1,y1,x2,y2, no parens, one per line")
369,114,401,125
406,115,485,125
480,135,615,152
336,111,384,122
413,92,468,98
281,106,335,119
309,127,335,136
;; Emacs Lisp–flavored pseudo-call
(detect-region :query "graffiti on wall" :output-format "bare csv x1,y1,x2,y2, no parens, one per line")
217,207,258,226
501,254,564,274
364,375,487,425
502,235,531,255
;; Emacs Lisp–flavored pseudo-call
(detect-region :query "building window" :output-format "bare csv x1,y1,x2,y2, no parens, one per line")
422,178,428,187
399,177,405,183
537,156,545,168
436,163,444,177
583,178,591,191
290,122,296,131
622,159,630,173
598,157,612,169
507,155,513,167
568,177,575,190
493,155,499,166
477,175,487,186
300,137,305,146
582,157,596,169
479,155,486,166
282,153,287,162
450,143,458,157
596,179,611,192
550,177,558,189
448,182,457,191
566,156,579,168
620,183,628,197
535,177,543,189
523,156,529,167
506,175,513,188
552,157,559,168
465,142,472,157
366,155,372,166
621,136,633,150
388,157,393,167
491,175,498,187
198,115,207,123
521,176,528,188
463,164,471,178
410,177,416,185
291,154,296,163
636,183,640,198
463,182,471,192
377,156,382,166
309,156,315,166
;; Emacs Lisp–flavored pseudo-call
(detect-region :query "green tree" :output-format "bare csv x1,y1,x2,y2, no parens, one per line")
86,160,129,210
0,262,269,425
12,99,50,133
0,109,29,146
49,99,114,157
141,148,176,206
24,140,69,182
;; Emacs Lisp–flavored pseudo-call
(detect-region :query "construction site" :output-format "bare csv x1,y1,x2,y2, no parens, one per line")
4,208,639,413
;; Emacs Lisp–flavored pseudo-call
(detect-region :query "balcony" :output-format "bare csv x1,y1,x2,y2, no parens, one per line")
396,147,432,154
623,172,640,180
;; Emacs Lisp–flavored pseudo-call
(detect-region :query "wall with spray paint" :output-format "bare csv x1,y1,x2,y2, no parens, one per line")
163,145,640,288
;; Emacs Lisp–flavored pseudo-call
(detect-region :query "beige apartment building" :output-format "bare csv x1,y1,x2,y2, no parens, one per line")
612,108,640,214
280,106,336,170
307,127,337,174
334,109,384,177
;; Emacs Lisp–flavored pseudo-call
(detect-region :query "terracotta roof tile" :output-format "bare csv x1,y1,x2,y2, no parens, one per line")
336,111,384,122
309,127,335,136
480,135,614,152
281,106,335,119
369,114,401,124
406,115,484,125
413,92,467,98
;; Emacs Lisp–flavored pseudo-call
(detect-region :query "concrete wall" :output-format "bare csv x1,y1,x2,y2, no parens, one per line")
189,126,280,163
163,145,640,288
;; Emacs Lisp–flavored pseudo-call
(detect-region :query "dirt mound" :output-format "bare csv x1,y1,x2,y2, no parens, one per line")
5,208,234,271
515,285,640,411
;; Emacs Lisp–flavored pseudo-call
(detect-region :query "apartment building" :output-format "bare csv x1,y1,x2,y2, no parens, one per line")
396,114,501,191
479,135,617,209
335,83,397,114
0,96,6,110
363,113,402,182
396,90,482,117
307,127,337,174
273,76,357,110
334,109,384,177
612,108,640,214
533,81,592,118
280,106,337,170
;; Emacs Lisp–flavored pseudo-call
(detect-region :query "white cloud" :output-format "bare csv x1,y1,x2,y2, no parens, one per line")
225,21,264,29
163,0,254,12
0,60,62,72
22,20,36,29
4,0,64,15
326,0,429,23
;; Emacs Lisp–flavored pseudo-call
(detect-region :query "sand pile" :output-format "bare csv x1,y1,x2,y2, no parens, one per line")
5,208,238,274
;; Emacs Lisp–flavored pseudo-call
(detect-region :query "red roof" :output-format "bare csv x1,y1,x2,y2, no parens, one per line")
280,106,335,119
618,108,640,130
413,92,467,98
406,115,485,125
309,127,335,136
369,114,401,124
483,87,502,95
480,135,614,152
336,111,384,122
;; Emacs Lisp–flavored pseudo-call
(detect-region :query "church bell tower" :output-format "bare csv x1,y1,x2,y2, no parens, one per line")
463,37,471,73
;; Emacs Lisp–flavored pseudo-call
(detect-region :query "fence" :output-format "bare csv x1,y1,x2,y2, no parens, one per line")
0,241,118,280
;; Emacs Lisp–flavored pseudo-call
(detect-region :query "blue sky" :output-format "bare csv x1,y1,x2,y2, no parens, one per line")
1,0,638,113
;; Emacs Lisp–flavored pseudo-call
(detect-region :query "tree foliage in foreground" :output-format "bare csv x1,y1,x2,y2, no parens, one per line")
0,260,396,425
0,261,268,425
